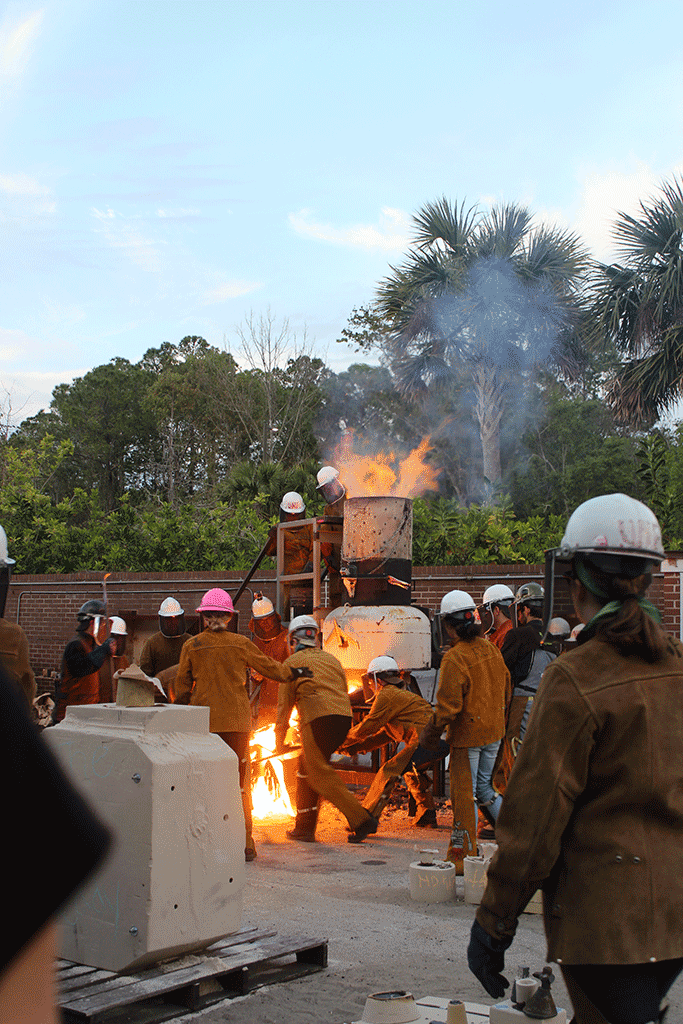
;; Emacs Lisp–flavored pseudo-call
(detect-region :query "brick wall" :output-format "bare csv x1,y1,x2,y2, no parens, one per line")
8,559,683,686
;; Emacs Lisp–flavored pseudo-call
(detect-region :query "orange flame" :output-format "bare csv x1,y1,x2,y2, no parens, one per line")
332,431,439,499
250,723,296,819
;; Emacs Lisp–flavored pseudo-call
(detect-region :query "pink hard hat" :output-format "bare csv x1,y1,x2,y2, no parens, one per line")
196,588,234,614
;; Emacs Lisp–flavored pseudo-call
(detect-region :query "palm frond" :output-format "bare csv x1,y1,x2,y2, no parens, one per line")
608,323,683,424
412,196,478,253
521,225,590,284
475,204,531,260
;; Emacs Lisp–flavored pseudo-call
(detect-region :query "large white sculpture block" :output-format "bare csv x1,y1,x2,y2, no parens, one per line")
45,704,245,972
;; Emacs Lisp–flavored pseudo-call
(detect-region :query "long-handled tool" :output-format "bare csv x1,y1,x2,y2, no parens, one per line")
233,533,275,606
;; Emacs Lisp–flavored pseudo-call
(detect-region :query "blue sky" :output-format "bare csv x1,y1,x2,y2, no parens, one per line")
2,0,683,422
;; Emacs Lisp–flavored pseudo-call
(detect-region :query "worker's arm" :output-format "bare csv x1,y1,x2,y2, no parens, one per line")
476,664,595,941
172,644,194,705
63,637,113,678
139,639,154,677
275,679,296,752
344,689,392,744
432,652,465,730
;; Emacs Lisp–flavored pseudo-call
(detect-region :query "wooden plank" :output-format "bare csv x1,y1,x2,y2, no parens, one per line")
204,927,278,953
59,932,327,1021
61,961,229,1019
59,970,118,995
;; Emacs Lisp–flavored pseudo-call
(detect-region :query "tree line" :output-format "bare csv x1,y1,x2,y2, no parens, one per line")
5,178,683,573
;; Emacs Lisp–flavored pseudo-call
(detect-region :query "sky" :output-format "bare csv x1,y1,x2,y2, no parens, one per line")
1,0,683,425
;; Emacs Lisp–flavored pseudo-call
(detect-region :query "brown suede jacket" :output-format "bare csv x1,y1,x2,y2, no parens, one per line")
277,647,351,731
0,619,36,706
434,636,511,748
139,631,192,677
174,629,297,733
344,685,433,749
477,631,683,965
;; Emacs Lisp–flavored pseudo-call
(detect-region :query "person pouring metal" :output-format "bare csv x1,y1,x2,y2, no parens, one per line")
468,493,683,1024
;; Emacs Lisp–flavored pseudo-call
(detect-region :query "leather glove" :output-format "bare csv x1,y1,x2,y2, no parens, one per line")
467,920,511,998
89,636,115,669
418,715,445,752
291,666,313,680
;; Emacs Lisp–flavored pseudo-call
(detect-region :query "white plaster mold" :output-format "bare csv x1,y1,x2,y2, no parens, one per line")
45,703,245,972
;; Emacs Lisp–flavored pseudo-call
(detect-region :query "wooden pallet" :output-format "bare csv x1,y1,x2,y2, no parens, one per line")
58,926,328,1024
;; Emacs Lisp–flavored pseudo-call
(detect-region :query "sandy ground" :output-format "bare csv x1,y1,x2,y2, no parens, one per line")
178,801,683,1024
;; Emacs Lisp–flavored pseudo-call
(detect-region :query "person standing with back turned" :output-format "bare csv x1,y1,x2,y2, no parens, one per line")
174,588,312,863
276,615,378,845
420,590,510,872
468,493,683,1024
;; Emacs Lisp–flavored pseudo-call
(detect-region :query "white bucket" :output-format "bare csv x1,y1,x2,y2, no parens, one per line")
463,855,489,905
409,860,456,903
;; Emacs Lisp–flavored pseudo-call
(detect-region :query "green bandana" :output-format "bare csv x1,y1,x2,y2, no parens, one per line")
572,561,662,643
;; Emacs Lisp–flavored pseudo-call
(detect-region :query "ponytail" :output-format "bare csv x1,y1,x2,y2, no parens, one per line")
576,560,667,662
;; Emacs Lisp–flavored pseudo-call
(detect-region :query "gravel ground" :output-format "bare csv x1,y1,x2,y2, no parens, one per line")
176,801,683,1023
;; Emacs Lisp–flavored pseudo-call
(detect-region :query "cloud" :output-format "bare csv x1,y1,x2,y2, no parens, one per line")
0,171,55,215
201,279,262,305
573,162,683,262
0,7,44,79
0,326,86,421
90,206,163,272
288,206,411,252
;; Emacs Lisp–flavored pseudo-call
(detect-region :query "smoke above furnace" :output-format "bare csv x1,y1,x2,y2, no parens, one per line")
398,255,571,386
385,254,574,501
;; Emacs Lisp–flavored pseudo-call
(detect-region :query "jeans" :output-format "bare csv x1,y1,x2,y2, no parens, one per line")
409,738,450,769
467,741,502,821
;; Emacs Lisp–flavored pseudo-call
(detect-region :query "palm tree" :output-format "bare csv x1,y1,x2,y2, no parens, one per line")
590,176,683,426
376,198,589,490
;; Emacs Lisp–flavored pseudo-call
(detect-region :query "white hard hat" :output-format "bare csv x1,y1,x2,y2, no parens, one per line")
440,590,476,617
288,614,319,647
252,592,275,618
482,584,514,606
109,616,127,635
281,491,305,514
317,466,339,488
159,596,184,616
560,494,664,563
288,614,319,634
569,622,585,641
549,617,570,638
368,656,400,676
0,526,15,567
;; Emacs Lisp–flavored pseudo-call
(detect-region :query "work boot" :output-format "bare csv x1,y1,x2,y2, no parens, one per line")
286,827,316,842
245,847,257,862
347,815,379,844
415,808,437,827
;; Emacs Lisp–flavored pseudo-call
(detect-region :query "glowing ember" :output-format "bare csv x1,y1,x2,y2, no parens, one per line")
250,724,295,819
332,431,439,498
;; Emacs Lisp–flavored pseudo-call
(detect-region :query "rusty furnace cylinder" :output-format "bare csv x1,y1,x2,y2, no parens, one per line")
341,496,412,606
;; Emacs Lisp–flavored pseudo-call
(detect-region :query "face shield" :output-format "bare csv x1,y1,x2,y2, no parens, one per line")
251,611,281,639
542,548,574,641
319,477,345,505
478,599,512,635
160,613,186,638
90,615,108,642
111,633,127,655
